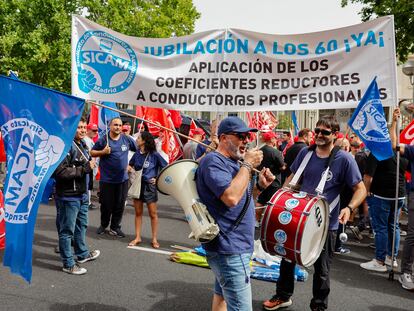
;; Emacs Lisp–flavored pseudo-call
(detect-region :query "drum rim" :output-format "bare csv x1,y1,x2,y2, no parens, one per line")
260,188,287,255
299,197,329,267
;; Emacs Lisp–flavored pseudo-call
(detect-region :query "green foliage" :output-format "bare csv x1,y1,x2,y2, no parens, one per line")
341,0,414,62
276,114,292,130
0,0,200,93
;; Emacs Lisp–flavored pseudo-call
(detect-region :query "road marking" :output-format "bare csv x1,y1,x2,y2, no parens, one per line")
127,245,172,255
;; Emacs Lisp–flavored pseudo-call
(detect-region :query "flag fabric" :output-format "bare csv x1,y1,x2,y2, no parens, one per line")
348,78,393,161
137,107,182,163
98,102,120,138
0,190,5,250
0,75,85,282
400,119,414,145
291,111,300,135
168,110,182,129
0,134,6,162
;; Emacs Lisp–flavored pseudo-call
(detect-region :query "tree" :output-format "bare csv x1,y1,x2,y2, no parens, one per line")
0,0,200,93
341,0,414,62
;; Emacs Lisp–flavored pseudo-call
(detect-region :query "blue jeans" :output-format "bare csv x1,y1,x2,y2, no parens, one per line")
56,197,89,268
206,252,252,311
368,196,403,262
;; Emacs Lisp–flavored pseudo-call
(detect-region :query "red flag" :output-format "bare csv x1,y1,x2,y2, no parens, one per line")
0,134,6,162
141,108,182,163
89,105,99,142
400,119,414,145
169,109,182,128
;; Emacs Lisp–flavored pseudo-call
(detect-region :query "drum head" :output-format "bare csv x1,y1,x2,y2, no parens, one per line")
300,197,329,267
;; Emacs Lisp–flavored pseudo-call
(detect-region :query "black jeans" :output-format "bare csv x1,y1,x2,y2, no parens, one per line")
401,191,414,274
99,180,128,230
276,230,335,310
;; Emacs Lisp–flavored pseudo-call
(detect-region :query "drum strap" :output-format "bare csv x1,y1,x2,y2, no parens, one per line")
289,151,313,188
289,146,340,195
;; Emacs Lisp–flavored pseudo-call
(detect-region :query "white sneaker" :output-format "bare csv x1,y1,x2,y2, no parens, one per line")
399,273,414,291
62,264,87,275
384,256,398,268
360,259,387,272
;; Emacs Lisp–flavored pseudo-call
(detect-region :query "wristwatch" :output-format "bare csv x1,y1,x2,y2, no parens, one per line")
346,205,354,214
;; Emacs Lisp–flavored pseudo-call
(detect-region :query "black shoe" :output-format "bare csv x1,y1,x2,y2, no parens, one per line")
109,228,125,238
96,226,106,235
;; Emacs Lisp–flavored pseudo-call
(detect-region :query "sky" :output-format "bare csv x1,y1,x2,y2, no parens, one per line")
193,0,364,34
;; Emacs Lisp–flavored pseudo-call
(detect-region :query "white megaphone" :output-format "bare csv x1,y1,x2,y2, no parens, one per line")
156,160,220,242
399,99,414,117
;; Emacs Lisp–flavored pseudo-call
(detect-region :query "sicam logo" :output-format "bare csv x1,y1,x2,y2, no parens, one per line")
2,118,65,224
75,31,138,94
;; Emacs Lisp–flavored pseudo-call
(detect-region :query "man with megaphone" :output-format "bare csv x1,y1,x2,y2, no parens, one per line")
196,116,275,311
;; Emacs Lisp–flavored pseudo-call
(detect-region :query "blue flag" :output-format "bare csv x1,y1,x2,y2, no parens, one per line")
98,101,120,138
348,78,393,161
291,111,299,136
0,75,85,282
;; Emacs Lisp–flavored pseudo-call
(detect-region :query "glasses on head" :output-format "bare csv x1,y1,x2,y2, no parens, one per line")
227,132,249,141
314,128,333,136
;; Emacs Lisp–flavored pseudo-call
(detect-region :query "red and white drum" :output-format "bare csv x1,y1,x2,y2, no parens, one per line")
260,188,329,267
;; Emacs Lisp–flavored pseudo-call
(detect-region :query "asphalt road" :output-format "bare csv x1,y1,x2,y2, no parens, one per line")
0,193,413,311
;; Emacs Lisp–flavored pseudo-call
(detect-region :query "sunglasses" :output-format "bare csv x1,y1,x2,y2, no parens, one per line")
314,128,333,136
227,132,249,141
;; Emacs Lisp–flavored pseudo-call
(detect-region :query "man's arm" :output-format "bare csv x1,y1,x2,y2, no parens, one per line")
338,181,367,224
219,148,263,207
390,108,406,154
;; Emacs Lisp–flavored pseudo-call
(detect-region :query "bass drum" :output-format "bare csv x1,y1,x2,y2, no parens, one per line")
260,188,329,267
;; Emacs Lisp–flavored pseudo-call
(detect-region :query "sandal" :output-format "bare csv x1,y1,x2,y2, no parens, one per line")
151,241,160,249
128,239,141,246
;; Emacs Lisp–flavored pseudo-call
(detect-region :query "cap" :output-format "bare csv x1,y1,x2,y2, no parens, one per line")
87,123,98,131
191,128,205,136
262,131,277,141
218,117,258,136
122,125,131,132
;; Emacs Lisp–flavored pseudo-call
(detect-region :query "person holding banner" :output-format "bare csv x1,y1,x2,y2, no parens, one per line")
91,117,137,237
263,118,366,311
53,118,100,275
390,108,414,291
196,116,275,311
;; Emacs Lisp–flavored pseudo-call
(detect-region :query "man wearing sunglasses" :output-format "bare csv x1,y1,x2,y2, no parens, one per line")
196,116,275,311
263,117,366,311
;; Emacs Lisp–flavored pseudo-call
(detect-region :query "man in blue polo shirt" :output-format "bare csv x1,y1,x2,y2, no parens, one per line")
91,117,137,237
196,116,275,311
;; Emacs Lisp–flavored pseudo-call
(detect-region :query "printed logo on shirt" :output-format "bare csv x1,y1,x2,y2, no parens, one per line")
121,144,128,152
274,229,287,244
320,169,333,182
285,198,299,211
143,160,150,168
278,211,292,225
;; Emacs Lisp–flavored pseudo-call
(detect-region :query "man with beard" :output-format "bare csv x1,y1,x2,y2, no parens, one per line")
196,116,275,311
263,118,366,311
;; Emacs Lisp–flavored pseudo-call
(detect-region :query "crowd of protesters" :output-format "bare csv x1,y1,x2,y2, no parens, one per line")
50,112,413,303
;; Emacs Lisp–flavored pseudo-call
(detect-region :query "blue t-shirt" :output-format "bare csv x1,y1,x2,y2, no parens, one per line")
129,151,168,183
290,147,362,230
92,134,137,183
196,152,255,254
195,138,211,159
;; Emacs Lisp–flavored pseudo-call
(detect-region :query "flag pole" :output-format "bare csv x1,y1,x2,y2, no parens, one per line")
91,101,261,174
389,107,401,281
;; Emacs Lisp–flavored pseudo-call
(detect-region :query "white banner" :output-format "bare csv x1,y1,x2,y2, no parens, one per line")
71,15,397,112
